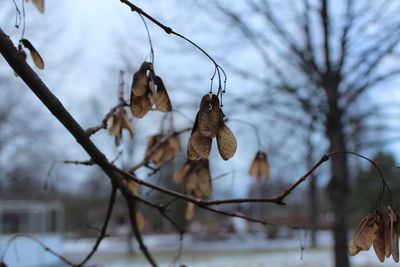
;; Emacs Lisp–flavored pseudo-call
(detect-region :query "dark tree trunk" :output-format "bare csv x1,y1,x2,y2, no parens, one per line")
325,85,350,267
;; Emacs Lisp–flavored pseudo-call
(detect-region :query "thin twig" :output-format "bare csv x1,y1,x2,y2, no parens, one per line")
63,159,95,166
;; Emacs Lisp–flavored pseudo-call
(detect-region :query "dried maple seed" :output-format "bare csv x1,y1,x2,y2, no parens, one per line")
349,212,379,256
132,71,149,96
26,0,45,13
108,107,136,146
173,161,191,183
216,121,237,160
198,94,221,138
130,92,152,118
388,206,399,262
185,202,195,221
145,135,164,165
188,130,212,159
183,159,212,198
123,178,140,195
373,211,385,262
21,39,44,69
385,217,391,258
155,76,172,112
136,211,145,232
249,151,269,181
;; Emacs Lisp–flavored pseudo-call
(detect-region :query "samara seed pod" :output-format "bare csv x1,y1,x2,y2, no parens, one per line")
373,211,386,262
197,94,221,138
185,202,195,221
21,39,44,69
155,76,172,112
216,121,237,160
130,93,152,118
349,212,379,256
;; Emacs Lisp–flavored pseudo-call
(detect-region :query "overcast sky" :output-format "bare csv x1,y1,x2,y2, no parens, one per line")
1,0,399,198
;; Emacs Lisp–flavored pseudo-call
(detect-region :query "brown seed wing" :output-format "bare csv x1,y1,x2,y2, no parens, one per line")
184,170,198,196
187,135,200,160
390,209,399,262
385,218,392,258
249,153,260,177
123,178,140,195
108,115,122,136
373,213,386,262
130,93,152,118
32,0,44,13
189,131,212,159
155,76,172,112
199,94,211,109
136,211,145,232
150,148,164,165
163,145,175,160
168,135,181,153
198,104,220,138
349,213,379,256
120,110,136,138
21,39,44,69
197,159,212,196
131,71,149,96
216,123,237,160
173,161,191,183
259,153,269,178
185,202,195,221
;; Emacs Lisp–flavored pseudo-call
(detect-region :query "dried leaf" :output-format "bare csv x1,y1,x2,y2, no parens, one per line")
155,76,172,112
136,211,145,232
185,202,195,221
130,93,152,118
198,94,221,138
349,213,379,256
189,130,212,159
373,212,385,262
216,122,237,160
21,39,44,69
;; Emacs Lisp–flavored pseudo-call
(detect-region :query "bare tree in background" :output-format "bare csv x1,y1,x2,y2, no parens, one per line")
206,1,400,266
1,0,400,266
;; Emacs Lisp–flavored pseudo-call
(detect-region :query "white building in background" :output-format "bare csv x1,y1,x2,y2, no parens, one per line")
0,201,64,267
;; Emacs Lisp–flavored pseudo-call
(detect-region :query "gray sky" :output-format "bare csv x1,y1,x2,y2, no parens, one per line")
1,0,399,197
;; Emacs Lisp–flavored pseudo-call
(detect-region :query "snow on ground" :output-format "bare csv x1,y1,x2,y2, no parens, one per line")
62,231,399,267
